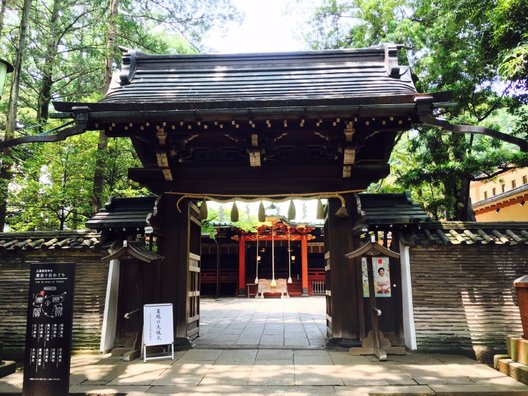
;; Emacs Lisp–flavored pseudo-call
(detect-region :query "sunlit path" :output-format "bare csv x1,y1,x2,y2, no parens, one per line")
195,296,326,349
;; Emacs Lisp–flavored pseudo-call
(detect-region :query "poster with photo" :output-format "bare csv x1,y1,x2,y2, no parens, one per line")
372,256,391,297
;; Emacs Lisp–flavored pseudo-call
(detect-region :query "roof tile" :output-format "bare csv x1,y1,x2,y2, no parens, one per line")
401,222,528,246
0,231,101,252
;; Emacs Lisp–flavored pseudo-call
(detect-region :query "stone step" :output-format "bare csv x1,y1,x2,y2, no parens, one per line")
495,356,528,385
0,361,15,379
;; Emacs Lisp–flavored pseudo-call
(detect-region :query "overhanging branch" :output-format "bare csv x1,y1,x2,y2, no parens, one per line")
415,96,528,152
0,107,89,149
420,114,528,152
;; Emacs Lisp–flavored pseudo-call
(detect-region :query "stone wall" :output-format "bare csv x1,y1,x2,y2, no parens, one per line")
0,250,107,359
410,244,525,360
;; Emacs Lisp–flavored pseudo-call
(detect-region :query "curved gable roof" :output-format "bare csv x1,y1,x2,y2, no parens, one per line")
55,44,432,117
102,44,416,108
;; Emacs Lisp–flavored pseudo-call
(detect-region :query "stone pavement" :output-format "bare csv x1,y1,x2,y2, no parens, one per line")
1,349,528,395
195,297,327,349
1,297,528,395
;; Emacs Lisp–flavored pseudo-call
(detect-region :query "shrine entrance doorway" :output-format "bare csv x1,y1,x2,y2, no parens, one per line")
147,193,407,350
55,46,431,351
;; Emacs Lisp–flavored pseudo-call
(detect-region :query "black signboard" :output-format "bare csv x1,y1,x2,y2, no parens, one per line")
23,263,75,396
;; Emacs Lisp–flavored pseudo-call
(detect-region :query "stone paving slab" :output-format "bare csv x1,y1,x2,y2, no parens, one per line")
1,350,528,395
2,350,528,395
429,383,528,395
196,297,327,349
3,298,528,394
335,385,435,395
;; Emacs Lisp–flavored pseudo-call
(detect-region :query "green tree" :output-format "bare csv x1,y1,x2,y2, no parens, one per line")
8,133,95,230
0,0,241,231
7,131,148,230
305,0,528,220
0,0,32,230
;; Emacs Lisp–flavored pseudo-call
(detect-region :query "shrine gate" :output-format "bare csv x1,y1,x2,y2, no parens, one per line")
40,44,467,348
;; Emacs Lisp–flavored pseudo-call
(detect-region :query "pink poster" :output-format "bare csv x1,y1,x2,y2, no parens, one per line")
373,257,391,297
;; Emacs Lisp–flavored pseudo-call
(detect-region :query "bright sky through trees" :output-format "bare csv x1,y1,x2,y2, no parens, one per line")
204,0,318,53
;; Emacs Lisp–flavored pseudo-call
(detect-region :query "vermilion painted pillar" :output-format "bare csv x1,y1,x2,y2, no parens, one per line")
301,235,309,296
238,236,246,296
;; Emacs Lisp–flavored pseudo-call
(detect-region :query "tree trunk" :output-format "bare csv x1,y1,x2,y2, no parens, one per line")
0,0,8,37
91,0,119,214
0,0,32,230
455,176,476,221
449,134,476,221
37,0,61,125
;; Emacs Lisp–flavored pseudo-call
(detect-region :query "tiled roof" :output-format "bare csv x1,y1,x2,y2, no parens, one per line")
400,222,528,246
86,196,156,230
0,230,101,251
53,44,435,118
103,45,417,108
356,193,430,227
102,241,163,263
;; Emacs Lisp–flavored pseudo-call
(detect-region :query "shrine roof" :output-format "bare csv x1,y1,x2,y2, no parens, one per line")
356,193,430,228
86,196,156,231
54,44,447,119
49,46,453,196
400,222,528,246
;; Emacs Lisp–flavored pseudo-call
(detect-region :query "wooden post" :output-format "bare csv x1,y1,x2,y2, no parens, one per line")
158,194,192,345
301,235,309,296
238,235,246,296
325,196,361,341
215,240,221,298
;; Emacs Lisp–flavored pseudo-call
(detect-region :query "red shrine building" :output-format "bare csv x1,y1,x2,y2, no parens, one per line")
206,217,320,298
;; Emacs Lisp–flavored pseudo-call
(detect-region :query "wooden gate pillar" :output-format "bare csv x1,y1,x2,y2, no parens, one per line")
325,195,361,343
157,194,201,346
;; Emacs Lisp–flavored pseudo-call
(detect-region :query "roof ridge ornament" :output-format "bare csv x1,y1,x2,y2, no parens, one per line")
384,43,403,78
119,48,139,85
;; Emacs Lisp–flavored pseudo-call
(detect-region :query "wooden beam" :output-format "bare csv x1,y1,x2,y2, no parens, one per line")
301,235,309,296
343,147,356,165
158,195,191,341
238,236,246,296
128,164,389,195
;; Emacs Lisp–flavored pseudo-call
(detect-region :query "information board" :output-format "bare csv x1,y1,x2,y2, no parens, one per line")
143,304,174,362
23,263,75,396
143,304,174,346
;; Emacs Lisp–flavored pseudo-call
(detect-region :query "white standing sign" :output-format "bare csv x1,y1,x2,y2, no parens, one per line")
143,303,174,362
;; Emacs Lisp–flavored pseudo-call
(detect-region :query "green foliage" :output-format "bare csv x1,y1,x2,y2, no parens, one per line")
8,133,95,230
6,131,148,230
0,0,241,231
305,0,528,220
202,202,259,238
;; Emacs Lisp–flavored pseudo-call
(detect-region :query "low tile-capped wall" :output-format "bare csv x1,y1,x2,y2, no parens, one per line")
0,247,107,358
410,244,525,360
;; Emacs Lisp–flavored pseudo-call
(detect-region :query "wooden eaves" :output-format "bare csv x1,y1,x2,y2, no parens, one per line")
3,44,525,198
